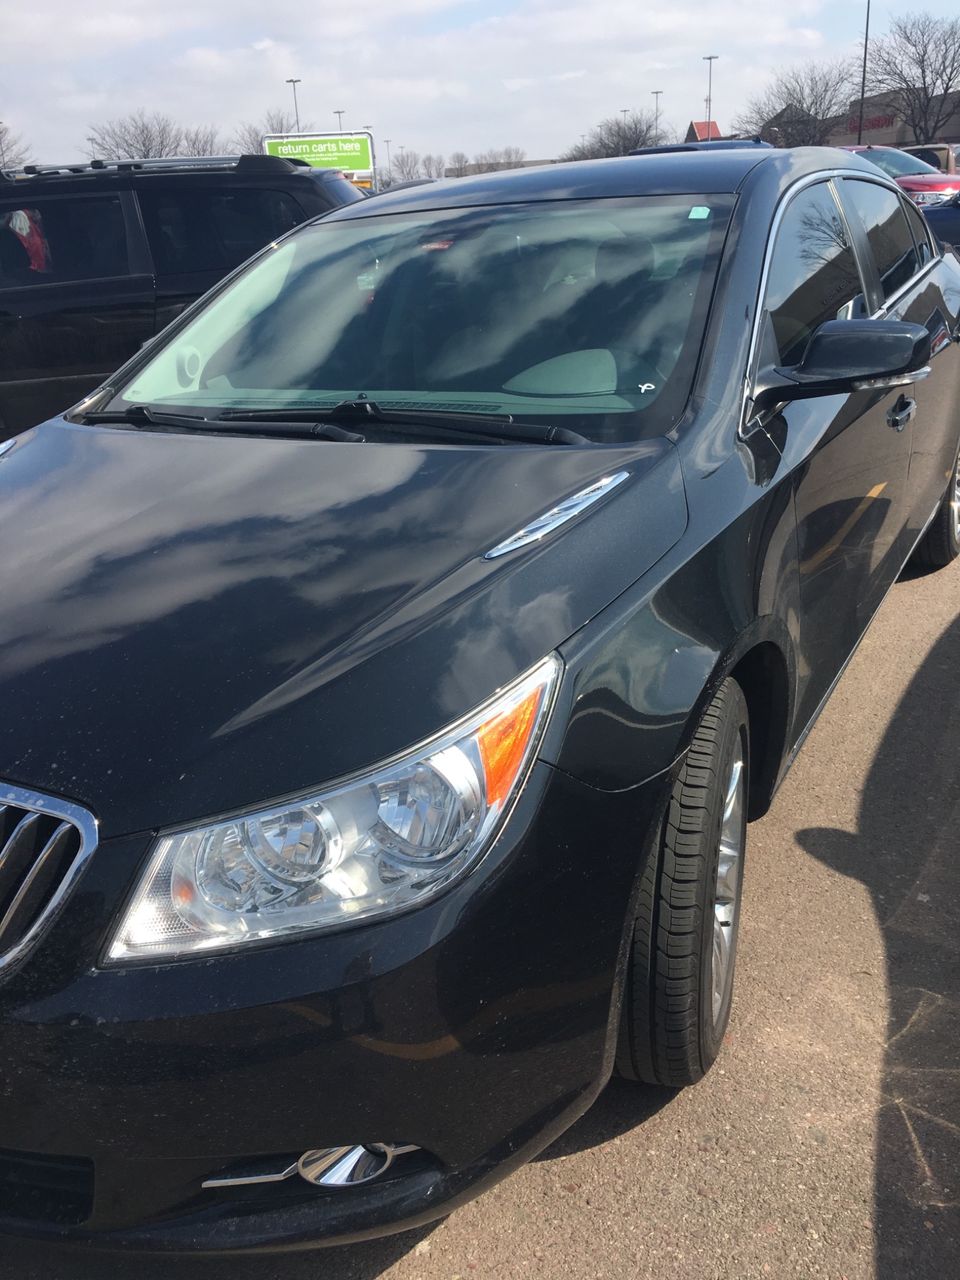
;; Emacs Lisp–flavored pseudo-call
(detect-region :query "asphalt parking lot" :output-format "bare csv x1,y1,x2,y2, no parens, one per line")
3,557,958,1280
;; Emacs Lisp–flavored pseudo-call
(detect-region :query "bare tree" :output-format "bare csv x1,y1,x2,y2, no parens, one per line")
560,112,656,161
392,149,423,181
0,120,30,169
87,110,185,159
499,146,525,168
867,12,960,143
181,125,222,156
421,153,447,179
731,58,852,146
230,109,312,155
472,146,527,173
447,150,470,177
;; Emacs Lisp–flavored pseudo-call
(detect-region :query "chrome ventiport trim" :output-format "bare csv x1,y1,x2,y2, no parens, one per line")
0,781,99,976
483,471,630,560
201,1143,420,1190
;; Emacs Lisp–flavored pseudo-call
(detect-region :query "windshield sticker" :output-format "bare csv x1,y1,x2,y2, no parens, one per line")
688,206,711,220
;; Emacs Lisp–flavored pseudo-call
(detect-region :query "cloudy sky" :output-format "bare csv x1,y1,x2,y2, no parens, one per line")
4,1,959,165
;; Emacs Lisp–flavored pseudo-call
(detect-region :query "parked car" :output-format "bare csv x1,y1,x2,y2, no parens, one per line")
840,144,960,207
0,154,363,438
1,145,959,1252
925,193,960,248
902,141,960,174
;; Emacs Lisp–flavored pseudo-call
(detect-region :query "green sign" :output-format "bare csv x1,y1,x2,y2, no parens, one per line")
263,133,373,172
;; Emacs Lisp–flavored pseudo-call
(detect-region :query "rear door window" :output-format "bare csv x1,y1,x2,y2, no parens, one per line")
840,180,920,301
900,194,936,266
762,181,865,367
0,195,129,289
138,187,305,276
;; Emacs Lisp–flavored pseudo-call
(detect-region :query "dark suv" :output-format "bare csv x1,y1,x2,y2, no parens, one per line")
0,154,363,437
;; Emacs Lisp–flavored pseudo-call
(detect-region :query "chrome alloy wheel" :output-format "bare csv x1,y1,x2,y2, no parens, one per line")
952,451,960,544
711,743,745,1026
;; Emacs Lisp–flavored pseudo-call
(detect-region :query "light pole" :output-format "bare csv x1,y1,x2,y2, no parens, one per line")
620,107,630,155
703,55,718,137
651,90,663,145
334,109,345,132
285,79,302,132
384,138,393,171
857,0,871,145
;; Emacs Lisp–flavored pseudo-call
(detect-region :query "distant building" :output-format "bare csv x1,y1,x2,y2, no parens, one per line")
443,158,556,178
684,121,724,143
759,90,960,148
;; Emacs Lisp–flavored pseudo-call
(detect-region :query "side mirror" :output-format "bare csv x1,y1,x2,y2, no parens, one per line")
753,319,931,413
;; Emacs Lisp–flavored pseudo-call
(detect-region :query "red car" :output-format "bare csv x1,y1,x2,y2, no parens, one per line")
841,145,960,207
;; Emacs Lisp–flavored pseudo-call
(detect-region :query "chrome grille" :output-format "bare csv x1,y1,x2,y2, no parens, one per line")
0,783,98,975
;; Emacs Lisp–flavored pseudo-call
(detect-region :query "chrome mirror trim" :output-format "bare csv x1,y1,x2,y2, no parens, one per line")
851,365,931,391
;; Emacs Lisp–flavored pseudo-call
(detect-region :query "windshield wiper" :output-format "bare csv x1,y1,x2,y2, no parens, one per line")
221,400,588,445
73,404,364,442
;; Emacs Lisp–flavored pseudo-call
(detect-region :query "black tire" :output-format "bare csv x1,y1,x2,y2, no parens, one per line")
912,445,960,569
617,678,749,1087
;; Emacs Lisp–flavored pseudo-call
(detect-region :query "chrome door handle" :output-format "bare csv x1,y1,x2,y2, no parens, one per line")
887,397,917,432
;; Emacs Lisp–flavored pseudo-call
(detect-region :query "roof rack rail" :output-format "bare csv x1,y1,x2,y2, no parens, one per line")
628,139,772,156
9,154,303,179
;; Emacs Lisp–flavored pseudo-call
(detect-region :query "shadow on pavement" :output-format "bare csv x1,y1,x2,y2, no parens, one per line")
535,1078,675,1160
797,610,960,1279
0,1222,435,1280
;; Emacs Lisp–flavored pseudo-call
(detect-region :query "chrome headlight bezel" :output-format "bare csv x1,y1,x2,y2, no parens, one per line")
105,654,562,964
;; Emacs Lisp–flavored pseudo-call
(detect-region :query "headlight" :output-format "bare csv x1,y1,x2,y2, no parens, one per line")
106,655,561,962
911,190,951,207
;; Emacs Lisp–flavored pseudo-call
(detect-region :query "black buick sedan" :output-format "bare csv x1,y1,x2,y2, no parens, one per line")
1,145,959,1251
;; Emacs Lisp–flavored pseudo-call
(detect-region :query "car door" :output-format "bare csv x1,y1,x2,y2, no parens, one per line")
750,178,914,735
135,182,306,333
839,181,960,543
0,189,155,437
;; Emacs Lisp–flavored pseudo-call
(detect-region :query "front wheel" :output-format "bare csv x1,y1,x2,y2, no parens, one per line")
617,679,749,1087
912,445,960,569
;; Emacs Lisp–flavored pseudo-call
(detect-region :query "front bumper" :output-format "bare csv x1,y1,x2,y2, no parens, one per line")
0,762,667,1252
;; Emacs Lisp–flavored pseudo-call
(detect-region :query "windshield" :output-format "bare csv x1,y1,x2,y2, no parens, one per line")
863,148,938,178
114,195,734,443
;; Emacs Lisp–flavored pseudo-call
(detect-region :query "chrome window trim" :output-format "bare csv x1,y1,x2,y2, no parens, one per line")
740,168,940,435
0,780,99,976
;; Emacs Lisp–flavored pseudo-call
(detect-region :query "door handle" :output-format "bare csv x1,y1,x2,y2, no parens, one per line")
887,396,917,432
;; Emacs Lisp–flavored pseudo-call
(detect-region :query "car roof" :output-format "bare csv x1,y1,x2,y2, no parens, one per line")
332,146,887,219
0,154,348,196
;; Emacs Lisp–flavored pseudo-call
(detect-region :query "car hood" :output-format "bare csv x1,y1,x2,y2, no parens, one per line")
0,420,686,836
896,173,960,191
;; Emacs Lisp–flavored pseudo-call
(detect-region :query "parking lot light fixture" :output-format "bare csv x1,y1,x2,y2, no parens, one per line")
703,56,718,136
285,79,302,133
652,91,663,146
